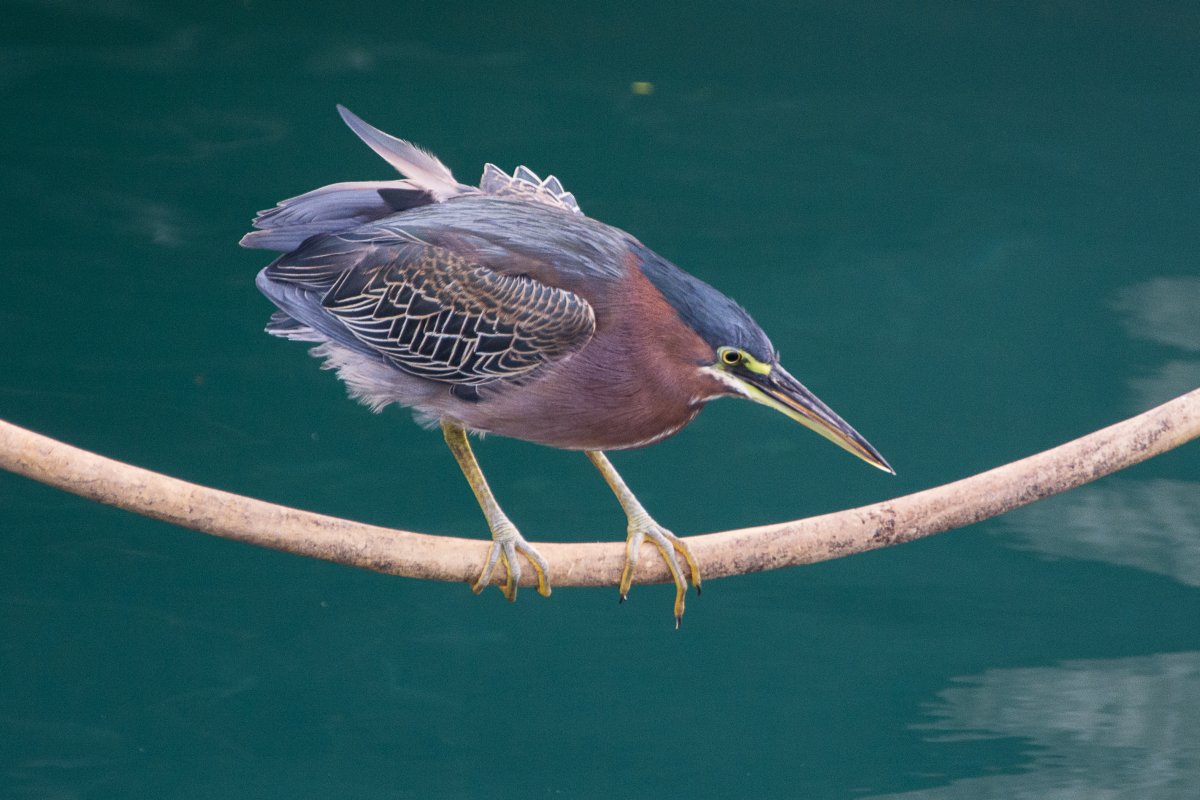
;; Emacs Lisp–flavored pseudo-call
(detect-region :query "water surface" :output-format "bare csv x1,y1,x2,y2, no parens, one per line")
2,2,1198,797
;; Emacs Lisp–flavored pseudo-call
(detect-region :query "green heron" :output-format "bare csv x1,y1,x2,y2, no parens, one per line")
245,106,892,626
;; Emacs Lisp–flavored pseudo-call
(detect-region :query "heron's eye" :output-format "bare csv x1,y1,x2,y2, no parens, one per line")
719,348,743,367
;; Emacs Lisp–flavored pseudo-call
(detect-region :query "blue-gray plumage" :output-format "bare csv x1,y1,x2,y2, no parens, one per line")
246,106,892,625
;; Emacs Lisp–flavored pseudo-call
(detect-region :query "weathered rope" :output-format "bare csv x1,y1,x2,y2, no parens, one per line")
2,386,1198,588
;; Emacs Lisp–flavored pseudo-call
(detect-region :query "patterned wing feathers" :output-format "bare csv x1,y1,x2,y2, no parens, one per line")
309,243,595,385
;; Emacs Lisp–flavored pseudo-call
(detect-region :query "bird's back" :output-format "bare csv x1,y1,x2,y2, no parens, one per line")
357,195,633,287
241,106,628,282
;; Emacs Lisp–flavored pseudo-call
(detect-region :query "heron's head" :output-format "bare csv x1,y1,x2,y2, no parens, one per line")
637,246,894,474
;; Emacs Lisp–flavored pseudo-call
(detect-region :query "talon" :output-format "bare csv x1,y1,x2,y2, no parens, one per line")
472,529,551,602
502,547,520,602
670,568,686,625
515,538,552,597
619,520,701,626
618,530,641,601
471,541,503,595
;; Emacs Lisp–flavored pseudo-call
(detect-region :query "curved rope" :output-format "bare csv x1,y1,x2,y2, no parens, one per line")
2,387,1198,588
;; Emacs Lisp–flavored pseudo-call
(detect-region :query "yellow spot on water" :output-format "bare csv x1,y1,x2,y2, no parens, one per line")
630,81,655,95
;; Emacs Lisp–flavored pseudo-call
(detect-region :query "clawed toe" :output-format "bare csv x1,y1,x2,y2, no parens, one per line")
472,530,551,601
620,520,702,628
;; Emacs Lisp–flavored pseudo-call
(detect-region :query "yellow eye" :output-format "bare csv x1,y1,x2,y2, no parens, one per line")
719,348,743,366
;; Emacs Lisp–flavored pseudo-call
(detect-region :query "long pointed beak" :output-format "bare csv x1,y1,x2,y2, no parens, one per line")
739,366,894,474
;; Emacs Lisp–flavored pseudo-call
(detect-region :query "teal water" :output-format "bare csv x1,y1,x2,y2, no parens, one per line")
3,2,1199,797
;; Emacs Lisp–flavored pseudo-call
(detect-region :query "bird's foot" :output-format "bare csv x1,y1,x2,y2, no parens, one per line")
472,522,551,602
620,516,702,628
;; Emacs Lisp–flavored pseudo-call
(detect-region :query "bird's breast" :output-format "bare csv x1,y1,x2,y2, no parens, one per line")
446,257,721,451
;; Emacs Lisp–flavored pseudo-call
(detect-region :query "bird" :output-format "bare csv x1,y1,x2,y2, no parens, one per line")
244,105,893,627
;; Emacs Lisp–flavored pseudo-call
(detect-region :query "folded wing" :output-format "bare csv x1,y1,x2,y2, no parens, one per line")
257,227,596,388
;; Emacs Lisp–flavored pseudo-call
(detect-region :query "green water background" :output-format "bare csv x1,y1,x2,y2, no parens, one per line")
2,1,1198,797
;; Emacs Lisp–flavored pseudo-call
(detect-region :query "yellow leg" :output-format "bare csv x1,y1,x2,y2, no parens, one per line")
586,451,701,628
442,420,550,600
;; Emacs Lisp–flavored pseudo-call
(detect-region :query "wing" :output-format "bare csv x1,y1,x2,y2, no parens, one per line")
259,227,596,387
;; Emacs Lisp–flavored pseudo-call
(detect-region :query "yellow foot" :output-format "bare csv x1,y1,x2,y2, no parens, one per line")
619,517,702,628
471,524,551,602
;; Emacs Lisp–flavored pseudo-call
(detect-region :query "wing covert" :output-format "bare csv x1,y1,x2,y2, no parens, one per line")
263,230,596,387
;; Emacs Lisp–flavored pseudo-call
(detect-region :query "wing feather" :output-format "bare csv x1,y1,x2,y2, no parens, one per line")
260,229,596,387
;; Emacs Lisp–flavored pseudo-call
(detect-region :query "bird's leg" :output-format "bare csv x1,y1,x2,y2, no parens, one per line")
585,451,701,627
441,420,550,601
